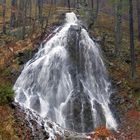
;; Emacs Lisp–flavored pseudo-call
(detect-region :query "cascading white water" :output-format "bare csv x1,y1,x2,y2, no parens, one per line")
14,12,117,133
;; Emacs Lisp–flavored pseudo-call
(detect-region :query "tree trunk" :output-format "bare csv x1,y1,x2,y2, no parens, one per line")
114,0,122,56
29,0,32,22
43,0,52,34
91,0,94,10
21,0,27,39
17,0,24,27
10,0,17,29
37,0,43,23
88,0,99,29
95,0,99,18
136,0,140,41
2,0,6,34
68,0,71,11
35,0,38,20
129,0,136,79
26,0,32,24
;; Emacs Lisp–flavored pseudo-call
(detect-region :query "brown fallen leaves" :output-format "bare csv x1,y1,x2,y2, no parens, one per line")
127,110,140,120
0,105,18,140
88,126,114,140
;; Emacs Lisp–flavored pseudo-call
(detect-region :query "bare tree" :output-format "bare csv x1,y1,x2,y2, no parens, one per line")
129,0,136,79
19,0,28,39
136,0,140,41
95,0,99,18
2,0,6,34
37,0,43,22
17,0,24,26
10,0,17,29
88,0,99,29
114,0,122,56
91,0,94,9
68,0,71,11
26,0,32,24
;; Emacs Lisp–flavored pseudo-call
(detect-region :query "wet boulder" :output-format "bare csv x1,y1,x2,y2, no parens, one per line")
30,95,41,113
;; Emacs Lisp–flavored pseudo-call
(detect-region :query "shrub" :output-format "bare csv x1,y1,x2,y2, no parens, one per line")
0,83,14,105
90,126,112,139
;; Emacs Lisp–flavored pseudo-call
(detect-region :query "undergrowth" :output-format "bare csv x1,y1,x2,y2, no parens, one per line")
0,83,14,105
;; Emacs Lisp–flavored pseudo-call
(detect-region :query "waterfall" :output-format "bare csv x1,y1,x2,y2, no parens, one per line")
14,12,117,133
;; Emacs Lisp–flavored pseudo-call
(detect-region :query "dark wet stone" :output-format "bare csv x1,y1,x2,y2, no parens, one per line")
18,92,26,103
16,49,38,66
9,102,16,109
30,95,41,113
47,122,53,128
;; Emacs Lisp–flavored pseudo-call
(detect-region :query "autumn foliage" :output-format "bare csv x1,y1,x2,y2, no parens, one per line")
89,126,112,139
127,110,140,120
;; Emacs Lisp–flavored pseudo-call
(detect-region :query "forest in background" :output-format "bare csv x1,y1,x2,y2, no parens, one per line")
0,0,140,139
0,0,140,78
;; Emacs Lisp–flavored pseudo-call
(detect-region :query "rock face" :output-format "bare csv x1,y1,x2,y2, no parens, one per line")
13,103,90,140
62,25,107,133
13,103,117,140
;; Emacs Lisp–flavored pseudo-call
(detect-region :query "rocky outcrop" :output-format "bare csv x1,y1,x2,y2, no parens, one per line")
13,103,90,140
